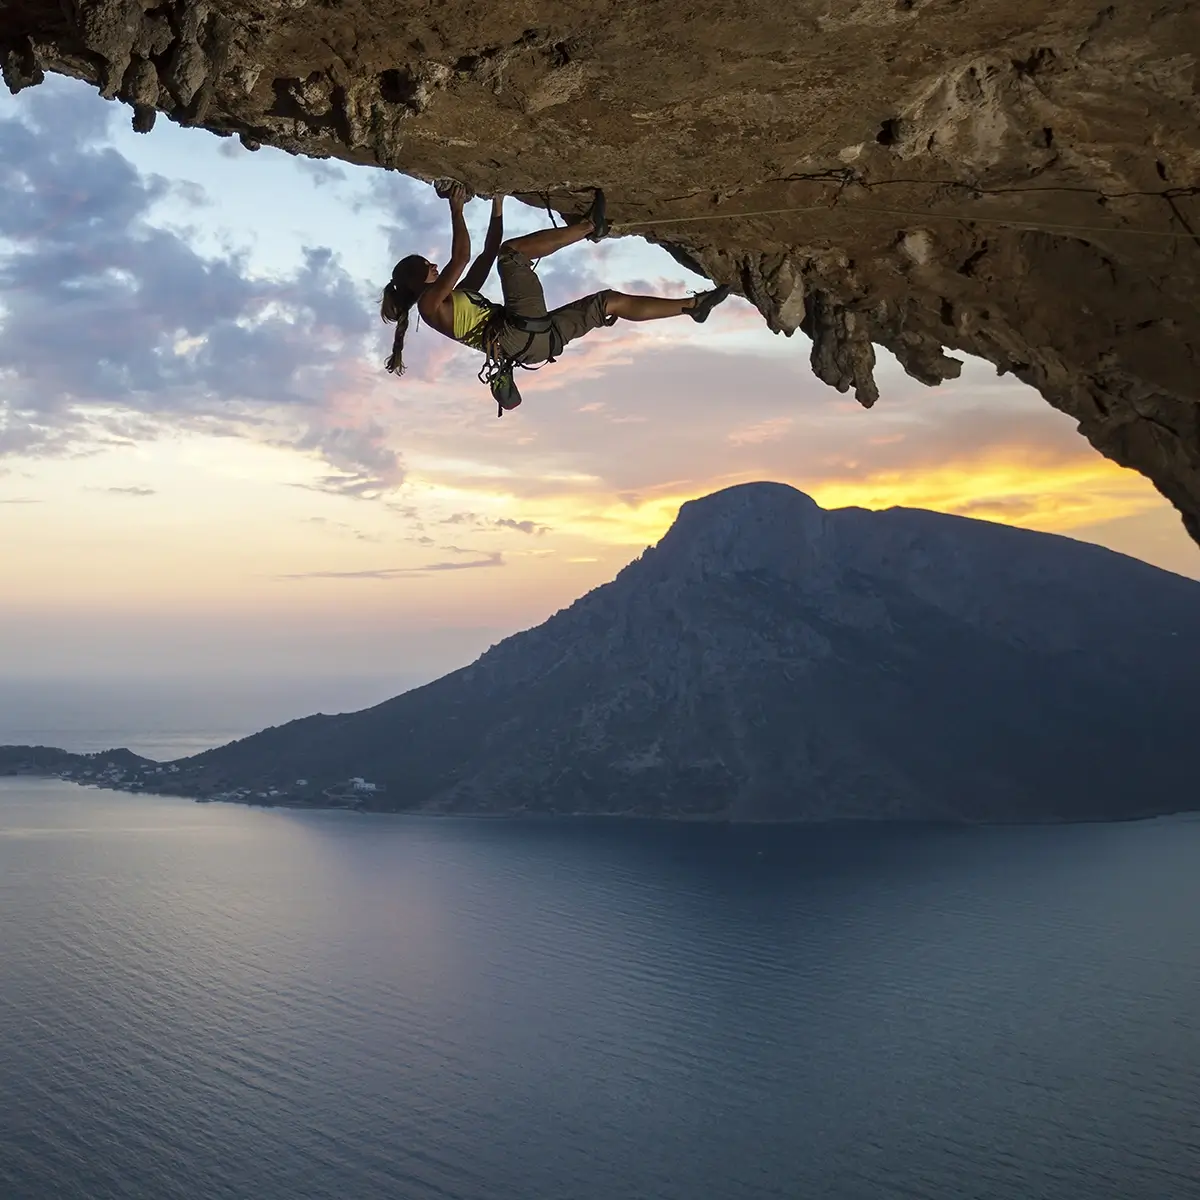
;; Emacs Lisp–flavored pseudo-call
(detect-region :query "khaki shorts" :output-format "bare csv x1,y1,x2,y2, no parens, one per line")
495,247,614,364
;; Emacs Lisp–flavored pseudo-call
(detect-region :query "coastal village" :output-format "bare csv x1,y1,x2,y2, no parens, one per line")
0,746,383,810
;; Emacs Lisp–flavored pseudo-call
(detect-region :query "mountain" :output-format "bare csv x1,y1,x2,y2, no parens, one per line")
173,483,1199,822
0,745,156,777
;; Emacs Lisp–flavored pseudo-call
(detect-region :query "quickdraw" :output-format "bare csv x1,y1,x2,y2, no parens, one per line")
468,295,565,418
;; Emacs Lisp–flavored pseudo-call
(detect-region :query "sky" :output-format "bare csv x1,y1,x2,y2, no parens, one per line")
2,77,1197,702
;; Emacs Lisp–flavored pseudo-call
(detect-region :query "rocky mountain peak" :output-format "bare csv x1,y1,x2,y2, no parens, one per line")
647,483,833,585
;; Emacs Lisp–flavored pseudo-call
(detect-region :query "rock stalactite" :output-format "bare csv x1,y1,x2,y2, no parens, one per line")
3,0,1198,545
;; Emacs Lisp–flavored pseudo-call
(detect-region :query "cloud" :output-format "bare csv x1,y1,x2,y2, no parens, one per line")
438,510,549,535
302,516,381,542
296,158,347,188
728,416,794,446
0,497,39,503
100,486,156,496
952,495,1053,520
279,552,504,579
493,517,548,535
0,79,394,489
805,450,1161,534
289,414,405,497
360,172,453,265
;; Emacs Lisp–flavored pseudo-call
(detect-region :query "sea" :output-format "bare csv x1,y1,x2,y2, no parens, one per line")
2,685,1199,1199
0,674,418,762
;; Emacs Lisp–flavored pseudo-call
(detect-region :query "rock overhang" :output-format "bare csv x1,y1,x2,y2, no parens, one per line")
3,0,1198,545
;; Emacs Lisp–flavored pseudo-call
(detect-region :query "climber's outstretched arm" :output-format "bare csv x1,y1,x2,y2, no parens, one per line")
419,186,471,314
460,194,505,293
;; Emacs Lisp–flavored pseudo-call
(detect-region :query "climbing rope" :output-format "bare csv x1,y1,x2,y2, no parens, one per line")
614,201,1199,241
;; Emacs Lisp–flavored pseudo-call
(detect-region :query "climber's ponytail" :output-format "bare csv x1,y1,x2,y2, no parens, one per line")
381,281,412,376
380,254,430,377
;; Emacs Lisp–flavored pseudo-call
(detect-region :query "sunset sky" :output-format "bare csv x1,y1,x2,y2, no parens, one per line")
2,77,1197,698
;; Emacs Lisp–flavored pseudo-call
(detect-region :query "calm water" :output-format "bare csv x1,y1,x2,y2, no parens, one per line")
2,780,1198,1199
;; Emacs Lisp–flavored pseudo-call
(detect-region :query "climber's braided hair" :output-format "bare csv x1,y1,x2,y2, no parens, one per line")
380,254,430,376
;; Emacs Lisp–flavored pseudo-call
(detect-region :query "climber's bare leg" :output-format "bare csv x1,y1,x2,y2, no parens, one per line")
502,220,595,261
604,292,695,321
605,283,731,324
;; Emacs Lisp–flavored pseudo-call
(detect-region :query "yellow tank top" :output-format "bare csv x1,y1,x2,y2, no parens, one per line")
452,289,492,350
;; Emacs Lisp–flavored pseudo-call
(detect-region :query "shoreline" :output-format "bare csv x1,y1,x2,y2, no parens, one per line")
3,768,1193,831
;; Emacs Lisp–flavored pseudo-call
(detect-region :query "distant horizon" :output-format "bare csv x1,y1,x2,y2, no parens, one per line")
0,671,428,761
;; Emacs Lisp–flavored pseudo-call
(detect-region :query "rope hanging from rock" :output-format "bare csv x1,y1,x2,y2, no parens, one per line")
615,203,1199,241
435,177,1192,241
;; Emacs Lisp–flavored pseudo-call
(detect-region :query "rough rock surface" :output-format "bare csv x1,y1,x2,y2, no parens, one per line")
3,1,1199,542
150,483,1199,821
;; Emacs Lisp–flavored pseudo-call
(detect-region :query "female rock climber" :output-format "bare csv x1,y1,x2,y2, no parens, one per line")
379,183,731,413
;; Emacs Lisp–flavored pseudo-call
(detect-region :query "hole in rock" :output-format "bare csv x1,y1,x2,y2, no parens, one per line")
876,118,903,146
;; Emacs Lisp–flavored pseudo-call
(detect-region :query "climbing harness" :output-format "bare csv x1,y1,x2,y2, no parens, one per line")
463,288,566,417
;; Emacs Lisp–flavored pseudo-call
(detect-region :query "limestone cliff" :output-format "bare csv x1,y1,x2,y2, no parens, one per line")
3,1,1199,543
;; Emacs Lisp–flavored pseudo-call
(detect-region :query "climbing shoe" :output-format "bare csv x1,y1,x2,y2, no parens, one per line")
688,284,731,323
585,188,609,242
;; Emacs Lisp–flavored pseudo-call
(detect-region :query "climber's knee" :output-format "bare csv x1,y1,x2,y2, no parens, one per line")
600,290,625,320
498,240,530,263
